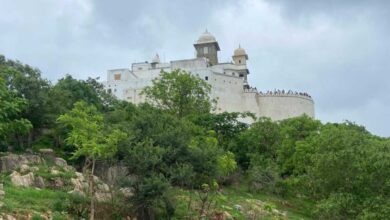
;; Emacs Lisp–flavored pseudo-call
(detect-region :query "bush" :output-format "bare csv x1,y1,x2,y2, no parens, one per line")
65,194,90,218
313,193,359,220
247,156,281,194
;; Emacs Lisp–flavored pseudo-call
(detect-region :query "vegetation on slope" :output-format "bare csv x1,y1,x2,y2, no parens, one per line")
1,55,390,219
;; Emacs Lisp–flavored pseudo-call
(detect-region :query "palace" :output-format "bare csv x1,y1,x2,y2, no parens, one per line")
104,30,314,121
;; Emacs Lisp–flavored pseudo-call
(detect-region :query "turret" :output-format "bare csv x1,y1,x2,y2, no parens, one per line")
151,53,160,68
233,45,250,82
194,30,220,65
232,45,248,65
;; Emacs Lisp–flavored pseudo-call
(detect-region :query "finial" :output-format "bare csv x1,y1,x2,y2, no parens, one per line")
239,43,241,48
205,28,208,33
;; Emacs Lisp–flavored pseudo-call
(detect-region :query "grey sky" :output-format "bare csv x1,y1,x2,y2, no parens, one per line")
0,0,389,136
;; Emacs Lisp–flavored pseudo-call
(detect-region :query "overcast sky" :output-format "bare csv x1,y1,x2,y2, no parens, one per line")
0,0,389,136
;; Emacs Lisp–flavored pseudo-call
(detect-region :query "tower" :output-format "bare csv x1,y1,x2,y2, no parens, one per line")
194,30,220,65
151,53,160,68
232,45,248,65
233,45,250,84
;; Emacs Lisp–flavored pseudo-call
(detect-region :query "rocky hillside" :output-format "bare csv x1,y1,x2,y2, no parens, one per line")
0,150,114,219
0,150,312,220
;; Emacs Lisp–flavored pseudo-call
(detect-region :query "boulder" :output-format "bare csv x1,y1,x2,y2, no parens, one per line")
0,215,16,220
71,177,85,192
50,168,59,175
0,183,5,198
34,176,46,188
64,165,75,172
97,182,110,192
75,172,84,181
54,157,67,167
0,154,42,173
120,187,133,198
10,171,35,187
53,177,64,188
20,164,30,173
95,192,112,202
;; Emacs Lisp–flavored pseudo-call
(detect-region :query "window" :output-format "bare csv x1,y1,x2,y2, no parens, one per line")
203,47,208,54
239,60,241,64
205,76,208,81
114,74,121,80
108,89,112,94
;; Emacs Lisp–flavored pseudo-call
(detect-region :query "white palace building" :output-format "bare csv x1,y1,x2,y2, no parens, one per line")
104,30,315,121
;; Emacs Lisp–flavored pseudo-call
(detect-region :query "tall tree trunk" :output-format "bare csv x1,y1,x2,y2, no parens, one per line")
90,157,96,220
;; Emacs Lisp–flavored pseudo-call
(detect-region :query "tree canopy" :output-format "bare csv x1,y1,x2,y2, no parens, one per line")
142,69,215,118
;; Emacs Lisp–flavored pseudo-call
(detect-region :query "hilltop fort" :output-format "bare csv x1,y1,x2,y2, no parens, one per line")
104,30,314,120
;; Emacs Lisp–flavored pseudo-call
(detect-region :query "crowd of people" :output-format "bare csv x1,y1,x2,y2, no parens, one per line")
259,89,312,98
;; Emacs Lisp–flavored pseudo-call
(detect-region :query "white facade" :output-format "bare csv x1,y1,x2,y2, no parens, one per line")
104,31,314,121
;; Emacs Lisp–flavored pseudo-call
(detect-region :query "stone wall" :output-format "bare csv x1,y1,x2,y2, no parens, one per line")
255,94,315,120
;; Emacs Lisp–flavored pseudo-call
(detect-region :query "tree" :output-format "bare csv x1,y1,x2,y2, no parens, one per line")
50,75,116,116
142,69,215,118
121,140,171,219
0,76,32,150
57,101,125,220
230,117,280,169
277,115,321,176
191,111,253,149
0,56,50,147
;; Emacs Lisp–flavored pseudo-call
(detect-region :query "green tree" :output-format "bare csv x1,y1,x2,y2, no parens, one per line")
121,139,171,219
0,56,50,147
142,69,215,118
0,76,32,150
292,122,390,219
57,101,125,220
231,117,280,169
192,111,253,149
277,115,321,176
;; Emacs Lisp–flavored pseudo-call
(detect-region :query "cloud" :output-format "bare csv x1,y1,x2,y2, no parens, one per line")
0,0,388,136
207,0,390,136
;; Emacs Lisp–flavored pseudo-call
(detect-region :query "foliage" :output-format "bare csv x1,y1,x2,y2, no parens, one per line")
0,76,32,150
121,140,171,219
230,117,280,169
57,101,125,219
2,54,390,219
142,69,215,118
277,115,321,176
57,101,125,160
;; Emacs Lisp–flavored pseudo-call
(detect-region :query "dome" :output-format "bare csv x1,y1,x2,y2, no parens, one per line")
151,54,160,63
196,30,217,44
233,45,247,56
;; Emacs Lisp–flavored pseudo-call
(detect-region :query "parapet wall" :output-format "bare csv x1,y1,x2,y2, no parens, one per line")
255,93,315,121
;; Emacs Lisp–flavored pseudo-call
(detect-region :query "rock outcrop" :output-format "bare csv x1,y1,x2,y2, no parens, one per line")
0,154,42,172
0,183,4,197
1,152,114,204
10,171,35,187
